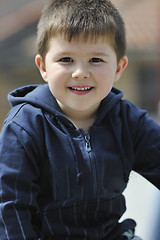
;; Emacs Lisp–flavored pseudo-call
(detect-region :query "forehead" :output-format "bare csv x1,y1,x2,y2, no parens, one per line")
48,34,114,51
46,35,117,61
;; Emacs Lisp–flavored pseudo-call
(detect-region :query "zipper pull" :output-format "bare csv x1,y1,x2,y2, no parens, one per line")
85,134,92,152
77,172,82,184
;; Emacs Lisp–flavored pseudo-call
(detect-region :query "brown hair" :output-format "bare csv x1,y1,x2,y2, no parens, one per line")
36,0,126,62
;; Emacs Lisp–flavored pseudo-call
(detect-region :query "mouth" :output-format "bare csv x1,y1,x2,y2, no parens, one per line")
68,86,94,95
70,86,92,91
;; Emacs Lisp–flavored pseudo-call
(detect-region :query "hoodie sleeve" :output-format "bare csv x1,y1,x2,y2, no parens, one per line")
0,120,42,240
128,103,160,189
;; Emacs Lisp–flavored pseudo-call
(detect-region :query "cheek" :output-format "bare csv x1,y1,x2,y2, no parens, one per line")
94,68,111,84
95,67,116,94
47,68,69,93
98,66,116,83
93,67,106,80
49,66,68,83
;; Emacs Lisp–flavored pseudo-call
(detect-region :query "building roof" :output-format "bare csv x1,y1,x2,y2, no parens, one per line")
112,0,159,52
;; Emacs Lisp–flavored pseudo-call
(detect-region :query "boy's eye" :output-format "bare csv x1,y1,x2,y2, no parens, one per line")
90,58,103,63
59,57,73,62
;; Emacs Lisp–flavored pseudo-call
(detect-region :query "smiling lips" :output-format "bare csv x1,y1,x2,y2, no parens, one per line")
69,86,93,95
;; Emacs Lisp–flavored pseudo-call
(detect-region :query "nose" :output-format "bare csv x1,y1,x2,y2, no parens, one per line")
72,64,90,79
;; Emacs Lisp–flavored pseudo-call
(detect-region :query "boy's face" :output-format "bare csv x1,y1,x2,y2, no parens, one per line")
35,36,128,119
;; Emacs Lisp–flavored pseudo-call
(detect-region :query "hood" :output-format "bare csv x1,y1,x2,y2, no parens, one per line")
8,84,128,182
8,84,62,115
8,84,123,121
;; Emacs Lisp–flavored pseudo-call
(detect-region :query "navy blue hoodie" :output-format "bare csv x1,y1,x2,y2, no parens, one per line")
0,84,160,240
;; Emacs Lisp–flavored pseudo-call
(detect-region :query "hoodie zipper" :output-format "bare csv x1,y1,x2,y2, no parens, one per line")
84,132,97,196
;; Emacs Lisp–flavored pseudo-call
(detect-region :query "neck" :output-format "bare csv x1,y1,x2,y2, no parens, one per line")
57,102,99,132
68,115,97,132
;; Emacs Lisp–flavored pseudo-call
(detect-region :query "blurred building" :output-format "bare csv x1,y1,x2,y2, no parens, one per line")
0,0,45,126
112,0,160,115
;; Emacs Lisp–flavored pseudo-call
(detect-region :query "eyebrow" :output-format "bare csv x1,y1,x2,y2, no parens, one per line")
91,52,110,57
55,51,110,58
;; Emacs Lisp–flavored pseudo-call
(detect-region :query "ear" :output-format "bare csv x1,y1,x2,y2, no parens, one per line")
35,54,48,82
114,56,128,83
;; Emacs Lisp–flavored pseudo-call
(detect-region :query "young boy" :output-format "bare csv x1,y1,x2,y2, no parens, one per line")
0,0,159,239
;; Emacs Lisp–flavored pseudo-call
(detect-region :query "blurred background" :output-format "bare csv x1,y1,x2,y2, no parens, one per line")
0,0,160,239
